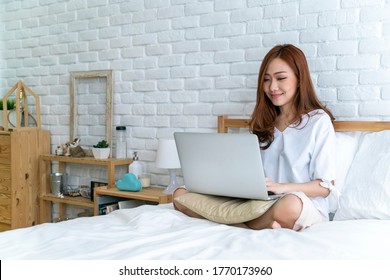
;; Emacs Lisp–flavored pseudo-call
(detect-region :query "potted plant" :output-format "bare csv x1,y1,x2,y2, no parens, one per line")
0,99,16,127
0,98,16,110
92,140,110,159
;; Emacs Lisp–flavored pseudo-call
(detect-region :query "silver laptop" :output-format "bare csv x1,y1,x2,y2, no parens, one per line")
174,132,278,200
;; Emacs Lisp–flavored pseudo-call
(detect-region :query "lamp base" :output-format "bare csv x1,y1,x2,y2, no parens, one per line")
163,169,180,194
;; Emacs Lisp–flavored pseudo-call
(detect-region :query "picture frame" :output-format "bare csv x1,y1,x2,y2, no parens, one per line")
90,180,107,202
70,70,113,151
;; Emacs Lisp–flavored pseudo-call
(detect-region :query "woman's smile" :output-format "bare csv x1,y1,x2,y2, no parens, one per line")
270,92,284,99
263,58,298,111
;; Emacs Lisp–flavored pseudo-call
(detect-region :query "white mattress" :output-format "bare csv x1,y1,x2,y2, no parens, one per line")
1,204,389,260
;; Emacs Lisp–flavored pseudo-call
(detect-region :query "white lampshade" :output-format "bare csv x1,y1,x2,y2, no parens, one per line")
155,139,181,169
155,139,181,194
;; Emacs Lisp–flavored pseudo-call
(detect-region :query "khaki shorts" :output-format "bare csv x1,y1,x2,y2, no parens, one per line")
285,191,324,231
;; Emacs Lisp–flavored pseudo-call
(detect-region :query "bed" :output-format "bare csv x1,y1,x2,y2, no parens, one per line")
0,117,389,260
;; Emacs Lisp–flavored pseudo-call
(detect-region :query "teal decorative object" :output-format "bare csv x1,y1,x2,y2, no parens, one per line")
115,173,142,192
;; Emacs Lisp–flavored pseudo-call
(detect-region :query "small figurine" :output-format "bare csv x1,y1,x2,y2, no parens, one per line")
69,137,81,148
55,145,63,156
56,138,85,157
64,142,71,156
69,137,85,157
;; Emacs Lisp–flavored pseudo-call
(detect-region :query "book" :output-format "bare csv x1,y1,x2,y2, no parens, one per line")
118,200,145,209
105,203,119,214
98,202,118,215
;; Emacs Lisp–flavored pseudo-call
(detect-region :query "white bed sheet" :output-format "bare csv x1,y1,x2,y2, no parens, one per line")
1,204,389,260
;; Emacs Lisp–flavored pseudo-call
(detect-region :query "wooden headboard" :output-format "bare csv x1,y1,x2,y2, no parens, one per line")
217,115,390,133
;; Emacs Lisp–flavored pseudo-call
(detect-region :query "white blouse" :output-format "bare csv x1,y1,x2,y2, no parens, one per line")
260,109,338,220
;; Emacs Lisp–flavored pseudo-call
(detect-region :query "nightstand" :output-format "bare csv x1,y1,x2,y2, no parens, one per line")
93,186,172,215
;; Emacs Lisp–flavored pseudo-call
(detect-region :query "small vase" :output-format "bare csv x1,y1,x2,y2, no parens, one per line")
92,147,110,159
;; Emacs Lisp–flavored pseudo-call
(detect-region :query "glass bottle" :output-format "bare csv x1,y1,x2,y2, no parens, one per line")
115,126,127,158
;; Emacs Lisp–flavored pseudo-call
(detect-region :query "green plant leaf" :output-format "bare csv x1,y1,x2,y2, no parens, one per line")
0,98,16,110
93,140,109,148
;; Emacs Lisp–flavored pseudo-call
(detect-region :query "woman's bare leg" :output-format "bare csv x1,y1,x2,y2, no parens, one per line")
245,194,303,230
174,191,303,230
172,188,205,219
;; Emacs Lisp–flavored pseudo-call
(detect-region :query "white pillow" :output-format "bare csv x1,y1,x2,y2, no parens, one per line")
334,130,390,220
334,132,363,193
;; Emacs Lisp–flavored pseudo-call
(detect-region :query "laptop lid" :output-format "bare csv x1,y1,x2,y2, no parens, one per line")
174,132,270,200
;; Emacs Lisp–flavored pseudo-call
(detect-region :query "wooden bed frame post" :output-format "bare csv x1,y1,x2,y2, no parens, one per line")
218,115,390,133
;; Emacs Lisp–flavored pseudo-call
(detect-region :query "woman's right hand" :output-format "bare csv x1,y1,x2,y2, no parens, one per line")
265,177,285,195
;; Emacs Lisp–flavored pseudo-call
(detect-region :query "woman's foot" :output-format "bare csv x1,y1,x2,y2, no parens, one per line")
172,188,205,219
270,221,282,229
172,187,188,210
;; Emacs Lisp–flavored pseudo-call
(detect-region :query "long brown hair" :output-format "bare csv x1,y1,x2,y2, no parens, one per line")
250,44,334,149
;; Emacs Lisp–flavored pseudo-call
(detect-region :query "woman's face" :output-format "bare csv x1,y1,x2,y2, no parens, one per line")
263,58,298,112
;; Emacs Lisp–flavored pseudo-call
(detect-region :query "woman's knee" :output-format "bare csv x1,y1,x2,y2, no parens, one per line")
273,194,303,227
244,195,303,230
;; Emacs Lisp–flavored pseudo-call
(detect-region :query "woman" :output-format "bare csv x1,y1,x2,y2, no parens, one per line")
174,44,339,231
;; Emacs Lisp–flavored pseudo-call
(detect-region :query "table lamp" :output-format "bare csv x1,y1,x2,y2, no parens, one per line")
155,139,181,194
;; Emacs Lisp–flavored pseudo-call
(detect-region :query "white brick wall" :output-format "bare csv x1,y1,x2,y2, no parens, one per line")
1,0,390,194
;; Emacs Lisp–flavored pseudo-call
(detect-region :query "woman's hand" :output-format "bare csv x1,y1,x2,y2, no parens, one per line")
265,177,286,195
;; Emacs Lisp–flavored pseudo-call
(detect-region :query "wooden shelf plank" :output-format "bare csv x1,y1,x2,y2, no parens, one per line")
42,194,94,208
40,154,132,166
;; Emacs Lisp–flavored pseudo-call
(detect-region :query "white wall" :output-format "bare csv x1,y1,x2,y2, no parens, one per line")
1,0,390,187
